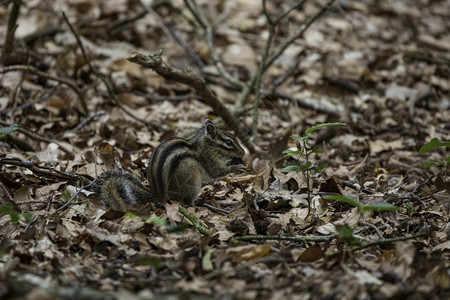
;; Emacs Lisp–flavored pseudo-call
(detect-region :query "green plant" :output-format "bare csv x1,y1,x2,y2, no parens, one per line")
0,204,33,224
322,195,400,249
281,122,348,216
419,138,450,174
322,195,400,212
0,124,20,136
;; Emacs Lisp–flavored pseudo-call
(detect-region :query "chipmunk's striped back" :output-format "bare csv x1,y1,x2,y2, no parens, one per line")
147,119,245,205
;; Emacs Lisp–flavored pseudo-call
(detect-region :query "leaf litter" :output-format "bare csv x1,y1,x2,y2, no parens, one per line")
0,0,449,299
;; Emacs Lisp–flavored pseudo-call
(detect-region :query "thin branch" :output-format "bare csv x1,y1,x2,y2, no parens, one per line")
0,182,14,202
236,0,335,110
350,229,429,252
0,65,88,115
135,91,202,102
165,23,205,69
71,110,105,133
264,0,335,72
270,89,341,116
52,178,96,215
229,233,338,244
127,50,258,154
184,0,246,89
0,157,89,184
61,12,164,130
2,0,20,56
0,120,75,158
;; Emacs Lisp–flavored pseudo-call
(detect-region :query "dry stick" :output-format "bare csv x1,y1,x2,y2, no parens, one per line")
229,233,338,244
249,0,308,136
349,229,429,252
0,157,87,183
0,120,75,158
0,182,14,202
0,65,88,115
71,110,105,133
52,173,96,214
236,0,336,111
136,91,202,102
61,12,164,131
127,50,258,154
165,23,205,70
271,90,340,116
2,0,20,56
184,0,245,90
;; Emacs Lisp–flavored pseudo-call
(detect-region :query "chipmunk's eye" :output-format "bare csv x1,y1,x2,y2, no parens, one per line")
225,138,233,147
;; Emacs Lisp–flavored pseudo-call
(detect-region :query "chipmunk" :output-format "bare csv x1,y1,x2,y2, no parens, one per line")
96,119,245,212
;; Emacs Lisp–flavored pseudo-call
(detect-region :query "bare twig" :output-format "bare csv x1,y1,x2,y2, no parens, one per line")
349,229,429,252
236,0,336,110
0,120,75,158
229,233,338,244
264,0,335,72
61,12,164,130
184,0,246,89
1,91,54,116
2,0,20,56
270,89,341,116
0,65,88,115
165,23,205,69
127,50,258,153
71,110,105,133
136,91,202,102
0,182,14,202
52,180,96,215
0,157,88,183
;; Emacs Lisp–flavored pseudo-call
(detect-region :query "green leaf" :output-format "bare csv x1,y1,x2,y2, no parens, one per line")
0,124,20,136
305,122,348,135
362,203,400,212
136,257,165,269
338,225,360,245
60,189,72,202
149,216,166,226
202,249,214,271
166,222,191,233
312,149,324,154
314,162,328,173
282,149,303,157
419,138,450,153
0,204,20,223
290,136,309,142
299,160,312,171
23,213,33,224
423,161,446,168
281,165,299,172
322,195,364,211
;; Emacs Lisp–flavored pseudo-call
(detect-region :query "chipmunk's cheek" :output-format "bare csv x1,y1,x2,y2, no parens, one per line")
227,157,244,166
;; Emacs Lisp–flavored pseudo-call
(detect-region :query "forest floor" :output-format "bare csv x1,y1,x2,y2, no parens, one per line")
0,0,449,299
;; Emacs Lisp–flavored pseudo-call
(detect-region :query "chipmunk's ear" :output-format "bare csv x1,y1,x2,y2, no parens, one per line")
204,119,216,135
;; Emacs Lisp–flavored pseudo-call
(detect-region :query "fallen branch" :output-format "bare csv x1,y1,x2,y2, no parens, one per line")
127,50,257,154
229,233,338,244
0,157,89,184
349,227,430,252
